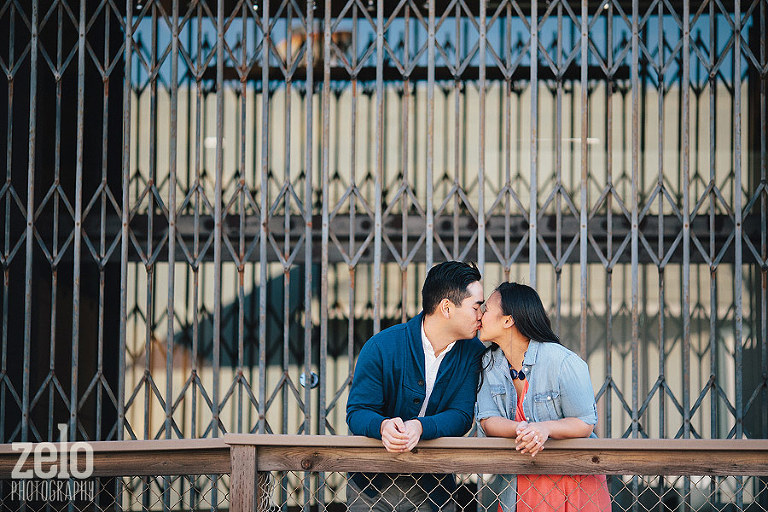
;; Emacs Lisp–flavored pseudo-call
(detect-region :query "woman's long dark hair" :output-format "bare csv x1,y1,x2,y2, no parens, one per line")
478,282,559,390
496,282,560,344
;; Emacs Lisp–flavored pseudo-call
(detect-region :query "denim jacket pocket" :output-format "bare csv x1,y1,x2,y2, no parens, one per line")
532,390,562,422
490,384,507,411
490,384,506,396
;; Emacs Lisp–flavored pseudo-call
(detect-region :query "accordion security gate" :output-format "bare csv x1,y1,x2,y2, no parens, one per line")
0,0,767,507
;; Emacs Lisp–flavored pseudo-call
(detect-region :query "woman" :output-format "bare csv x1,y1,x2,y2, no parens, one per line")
476,282,611,512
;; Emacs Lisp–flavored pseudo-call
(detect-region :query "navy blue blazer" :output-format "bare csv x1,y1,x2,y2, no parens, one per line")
346,313,484,509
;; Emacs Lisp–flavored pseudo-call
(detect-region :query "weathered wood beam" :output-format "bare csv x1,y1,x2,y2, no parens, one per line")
0,439,230,478
225,434,768,476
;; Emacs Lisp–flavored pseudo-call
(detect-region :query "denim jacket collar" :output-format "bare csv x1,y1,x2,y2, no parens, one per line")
522,339,541,367
491,339,541,381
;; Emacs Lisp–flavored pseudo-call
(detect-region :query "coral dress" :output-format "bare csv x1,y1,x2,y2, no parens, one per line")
512,380,612,512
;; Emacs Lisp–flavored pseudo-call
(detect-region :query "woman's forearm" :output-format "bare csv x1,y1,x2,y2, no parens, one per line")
537,417,594,439
479,416,522,437
481,416,594,439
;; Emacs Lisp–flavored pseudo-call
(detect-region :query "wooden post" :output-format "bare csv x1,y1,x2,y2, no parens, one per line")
230,444,260,512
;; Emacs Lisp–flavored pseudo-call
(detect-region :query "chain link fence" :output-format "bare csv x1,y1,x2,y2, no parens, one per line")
2,472,767,511
250,471,768,512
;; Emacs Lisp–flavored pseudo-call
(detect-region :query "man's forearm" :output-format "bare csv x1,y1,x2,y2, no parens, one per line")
347,408,387,439
416,408,472,439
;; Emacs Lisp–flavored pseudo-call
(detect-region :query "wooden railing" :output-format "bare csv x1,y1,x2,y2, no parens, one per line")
2,436,768,511
224,435,768,512
0,438,231,478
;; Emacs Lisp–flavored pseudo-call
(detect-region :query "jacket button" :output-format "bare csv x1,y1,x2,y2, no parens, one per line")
417,380,424,386
413,398,421,404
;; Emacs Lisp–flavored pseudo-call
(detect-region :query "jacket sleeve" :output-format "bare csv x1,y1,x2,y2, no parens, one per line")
559,354,599,425
475,352,504,422
346,339,388,439
416,343,482,439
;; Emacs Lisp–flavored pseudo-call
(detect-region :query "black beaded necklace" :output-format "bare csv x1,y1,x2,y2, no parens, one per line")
509,365,526,381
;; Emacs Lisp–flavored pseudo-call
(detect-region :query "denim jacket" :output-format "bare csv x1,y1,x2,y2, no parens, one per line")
475,340,599,512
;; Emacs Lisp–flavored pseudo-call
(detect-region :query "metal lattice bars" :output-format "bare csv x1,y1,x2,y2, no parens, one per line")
0,0,766,459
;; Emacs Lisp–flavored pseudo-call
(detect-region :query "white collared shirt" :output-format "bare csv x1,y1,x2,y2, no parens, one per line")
419,321,456,417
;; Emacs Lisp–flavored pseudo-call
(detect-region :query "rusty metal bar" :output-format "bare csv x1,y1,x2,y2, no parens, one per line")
145,5,158,443
683,0,693,500
504,2,513,282
345,0,361,439
283,4,295,440
452,8,460,262
119,0,134,443
478,0,486,275
708,0,717,444
373,0,383,333
236,3,248,436
1,0,15,444
96,0,113,443
22,0,39,444
733,0,744,443
166,0,179,442
303,0,315,441
630,0,640,439
44,0,62,444
656,0,666,441
604,0,614,439
761,0,767,441
579,0,588,360
529,0,538,286
554,0,563,335
71,0,85,443
213,0,224,439
303,1,316,501
318,4,332,507
400,5,410,324
191,0,204,441
681,0,691,443
320,0,332,438
258,0,270,437
426,1,435,270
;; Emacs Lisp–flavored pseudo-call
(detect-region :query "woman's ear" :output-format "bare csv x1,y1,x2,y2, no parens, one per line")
503,316,515,328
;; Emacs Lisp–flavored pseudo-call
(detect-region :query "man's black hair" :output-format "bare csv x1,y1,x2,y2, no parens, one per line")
421,261,481,315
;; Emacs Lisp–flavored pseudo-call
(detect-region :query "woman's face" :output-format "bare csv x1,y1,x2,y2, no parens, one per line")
478,291,510,343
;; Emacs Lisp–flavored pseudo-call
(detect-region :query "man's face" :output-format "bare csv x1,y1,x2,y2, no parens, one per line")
449,281,484,340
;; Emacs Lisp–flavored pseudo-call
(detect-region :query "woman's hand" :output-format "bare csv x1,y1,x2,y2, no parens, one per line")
514,421,551,457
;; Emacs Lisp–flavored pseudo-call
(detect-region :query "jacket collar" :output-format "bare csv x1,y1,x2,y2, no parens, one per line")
407,313,426,377
522,339,541,367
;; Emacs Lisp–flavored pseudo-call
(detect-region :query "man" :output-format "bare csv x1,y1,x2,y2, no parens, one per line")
346,260,485,512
